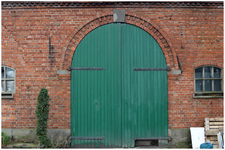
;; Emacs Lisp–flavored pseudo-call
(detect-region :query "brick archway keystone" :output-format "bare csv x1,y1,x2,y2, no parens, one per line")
62,11,179,71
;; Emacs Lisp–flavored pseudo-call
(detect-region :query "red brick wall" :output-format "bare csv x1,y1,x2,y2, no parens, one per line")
2,3,223,129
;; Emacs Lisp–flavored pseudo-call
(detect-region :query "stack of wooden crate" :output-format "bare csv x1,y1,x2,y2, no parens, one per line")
205,117,224,149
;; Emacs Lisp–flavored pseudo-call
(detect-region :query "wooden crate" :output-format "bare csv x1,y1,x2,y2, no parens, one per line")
205,118,224,149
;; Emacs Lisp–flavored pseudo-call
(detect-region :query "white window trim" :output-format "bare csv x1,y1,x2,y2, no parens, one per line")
193,65,223,98
2,66,16,99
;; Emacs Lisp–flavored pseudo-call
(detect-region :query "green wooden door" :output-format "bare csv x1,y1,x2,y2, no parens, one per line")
71,23,167,148
121,24,168,147
71,24,122,148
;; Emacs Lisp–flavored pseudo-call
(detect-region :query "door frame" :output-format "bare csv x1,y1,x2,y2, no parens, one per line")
70,23,170,147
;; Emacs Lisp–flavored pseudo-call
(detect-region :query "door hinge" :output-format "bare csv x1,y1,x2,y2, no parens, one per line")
133,67,170,71
69,67,105,70
134,137,171,140
71,137,105,140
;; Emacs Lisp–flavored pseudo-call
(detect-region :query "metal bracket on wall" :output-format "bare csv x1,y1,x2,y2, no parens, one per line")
177,56,182,74
49,36,54,58
133,67,170,71
71,137,105,140
68,67,105,70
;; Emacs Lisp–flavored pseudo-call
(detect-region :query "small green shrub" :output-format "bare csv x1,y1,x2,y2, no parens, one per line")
35,87,52,148
1,132,11,145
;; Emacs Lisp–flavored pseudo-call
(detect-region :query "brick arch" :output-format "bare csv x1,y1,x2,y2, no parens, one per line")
63,11,179,70
193,61,223,69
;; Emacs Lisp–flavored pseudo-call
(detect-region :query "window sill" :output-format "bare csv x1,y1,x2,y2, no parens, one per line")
193,96,223,99
193,93,223,99
2,93,14,99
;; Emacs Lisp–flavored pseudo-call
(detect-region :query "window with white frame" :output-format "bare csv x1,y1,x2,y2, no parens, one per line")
1,66,15,98
194,66,223,98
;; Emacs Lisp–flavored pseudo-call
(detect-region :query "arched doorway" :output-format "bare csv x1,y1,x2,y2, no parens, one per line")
71,23,168,148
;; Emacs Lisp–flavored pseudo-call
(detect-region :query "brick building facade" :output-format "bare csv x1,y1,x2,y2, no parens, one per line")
1,1,223,147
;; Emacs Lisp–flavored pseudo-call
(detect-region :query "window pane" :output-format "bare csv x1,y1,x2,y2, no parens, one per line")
195,67,203,78
6,81,14,92
204,67,212,78
196,80,203,92
1,80,4,92
214,80,221,91
214,67,221,78
6,68,15,78
205,80,212,91
1,67,4,79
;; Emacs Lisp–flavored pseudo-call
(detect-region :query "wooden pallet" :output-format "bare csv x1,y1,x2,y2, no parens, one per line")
205,118,224,149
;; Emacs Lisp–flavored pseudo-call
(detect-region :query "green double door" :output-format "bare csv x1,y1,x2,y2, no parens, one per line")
71,23,168,148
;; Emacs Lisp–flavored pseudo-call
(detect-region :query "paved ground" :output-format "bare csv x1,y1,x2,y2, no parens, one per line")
4,143,190,149
6,143,38,149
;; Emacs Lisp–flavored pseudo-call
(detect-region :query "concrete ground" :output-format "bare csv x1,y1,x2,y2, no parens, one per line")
4,143,189,149
5,143,38,148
